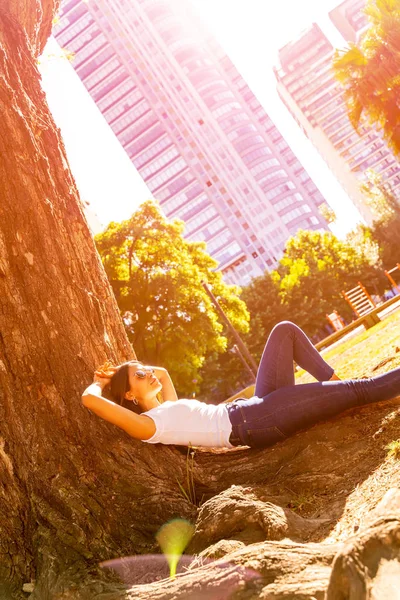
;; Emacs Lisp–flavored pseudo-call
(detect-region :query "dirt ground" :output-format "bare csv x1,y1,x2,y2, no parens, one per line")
293,310,400,542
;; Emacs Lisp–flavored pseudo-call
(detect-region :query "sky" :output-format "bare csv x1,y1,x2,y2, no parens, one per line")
39,0,364,236
39,39,153,230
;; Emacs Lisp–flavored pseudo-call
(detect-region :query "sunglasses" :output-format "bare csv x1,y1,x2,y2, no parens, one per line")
133,367,155,379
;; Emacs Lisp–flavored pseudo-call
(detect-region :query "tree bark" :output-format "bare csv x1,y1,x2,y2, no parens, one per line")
122,485,400,600
326,488,400,600
0,2,195,597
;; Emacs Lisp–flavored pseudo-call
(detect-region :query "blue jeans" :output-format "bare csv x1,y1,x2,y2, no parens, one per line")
227,321,400,448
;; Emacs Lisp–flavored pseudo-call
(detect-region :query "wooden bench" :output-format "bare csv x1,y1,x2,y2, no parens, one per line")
342,282,377,318
315,294,400,351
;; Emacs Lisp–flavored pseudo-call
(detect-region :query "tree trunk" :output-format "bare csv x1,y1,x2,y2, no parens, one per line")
0,3,195,598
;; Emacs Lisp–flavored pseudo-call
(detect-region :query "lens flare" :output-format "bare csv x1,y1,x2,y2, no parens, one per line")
100,553,261,595
155,518,195,579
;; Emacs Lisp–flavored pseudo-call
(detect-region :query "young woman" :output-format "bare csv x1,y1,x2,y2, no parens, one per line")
82,321,400,449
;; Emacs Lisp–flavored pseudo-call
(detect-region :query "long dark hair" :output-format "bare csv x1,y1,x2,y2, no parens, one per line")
108,361,143,415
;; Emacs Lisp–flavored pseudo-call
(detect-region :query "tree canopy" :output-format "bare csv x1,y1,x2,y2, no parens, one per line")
333,0,400,154
95,200,249,395
237,230,385,350
276,230,384,336
360,171,400,269
198,228,386,400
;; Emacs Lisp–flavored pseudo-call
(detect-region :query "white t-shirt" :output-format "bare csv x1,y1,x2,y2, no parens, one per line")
142,399,234,448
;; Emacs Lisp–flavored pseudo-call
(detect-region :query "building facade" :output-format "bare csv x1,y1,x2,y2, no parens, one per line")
329,0,368,43
53,0,328,285
274,0,400,225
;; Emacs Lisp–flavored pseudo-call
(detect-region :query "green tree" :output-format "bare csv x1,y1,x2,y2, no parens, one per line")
197,333,253,403
241,272,284,361
333,0,400,154
276,230,384,337
361,169,400,218
319,203,337,224
95,200,249,395
360,170,400,268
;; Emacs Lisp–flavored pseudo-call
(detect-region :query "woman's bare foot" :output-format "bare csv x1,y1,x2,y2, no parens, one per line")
329,373,341,381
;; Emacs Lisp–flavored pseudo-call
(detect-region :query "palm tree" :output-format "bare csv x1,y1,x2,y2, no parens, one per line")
333,0,400,154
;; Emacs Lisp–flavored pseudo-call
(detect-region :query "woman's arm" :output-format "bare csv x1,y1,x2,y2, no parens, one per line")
153,367,178,401
81,378,155,440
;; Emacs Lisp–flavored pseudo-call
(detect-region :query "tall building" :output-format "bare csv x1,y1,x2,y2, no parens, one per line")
53,0,328,285
329,0,368,42
274,1,400,225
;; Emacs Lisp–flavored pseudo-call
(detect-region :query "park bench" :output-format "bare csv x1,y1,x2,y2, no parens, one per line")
315,293,400,351
385,264,400,295
342,282,378,321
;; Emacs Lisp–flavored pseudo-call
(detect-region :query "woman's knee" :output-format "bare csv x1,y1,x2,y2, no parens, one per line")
271,321,297,336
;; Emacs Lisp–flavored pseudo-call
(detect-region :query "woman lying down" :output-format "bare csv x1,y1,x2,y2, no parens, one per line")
82,321,400,449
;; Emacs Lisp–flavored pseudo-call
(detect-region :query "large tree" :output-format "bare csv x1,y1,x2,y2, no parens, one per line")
0,1,197,597
95,201,249,396
275,230,384,337
333,0,400,154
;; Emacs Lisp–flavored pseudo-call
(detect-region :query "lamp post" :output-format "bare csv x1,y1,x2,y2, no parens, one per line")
202,282,258,379
231,344,256,382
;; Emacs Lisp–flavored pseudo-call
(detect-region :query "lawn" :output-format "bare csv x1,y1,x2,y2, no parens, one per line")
297,308,400,383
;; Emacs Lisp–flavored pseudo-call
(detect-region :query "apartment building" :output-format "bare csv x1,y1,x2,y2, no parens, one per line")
53,0,328,285
274,1,400,225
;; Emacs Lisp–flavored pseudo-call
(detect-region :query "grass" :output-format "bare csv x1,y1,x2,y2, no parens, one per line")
386,439,400,459
287,492,319,514
296,309,400,383
176,445,202,506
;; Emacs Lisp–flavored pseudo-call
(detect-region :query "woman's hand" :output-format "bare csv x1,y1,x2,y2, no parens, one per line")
148,366,178,401
94,361,118,387
152,366,166,379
